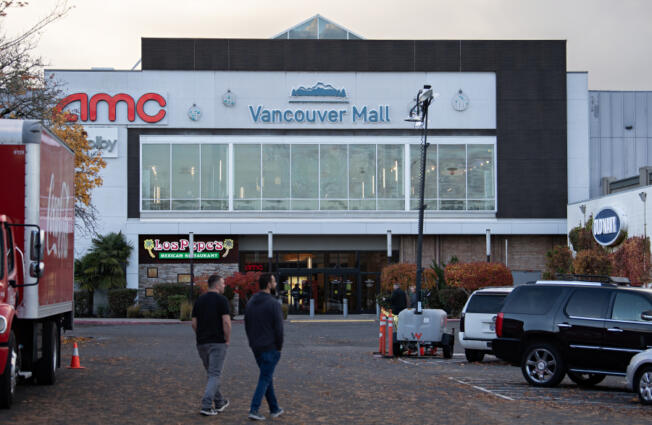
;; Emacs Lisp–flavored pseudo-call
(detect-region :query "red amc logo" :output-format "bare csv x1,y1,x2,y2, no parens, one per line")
56,92,167,123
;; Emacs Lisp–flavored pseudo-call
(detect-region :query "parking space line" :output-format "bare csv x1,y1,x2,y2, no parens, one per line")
448,377,514,401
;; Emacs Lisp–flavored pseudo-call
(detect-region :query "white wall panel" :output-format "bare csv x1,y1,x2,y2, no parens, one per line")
635,92,648,138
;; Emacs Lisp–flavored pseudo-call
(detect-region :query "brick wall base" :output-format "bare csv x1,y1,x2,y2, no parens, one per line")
399,235,567,271
138,263,239,309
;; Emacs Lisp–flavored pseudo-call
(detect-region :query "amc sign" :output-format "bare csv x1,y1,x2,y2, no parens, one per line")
56,92,167,125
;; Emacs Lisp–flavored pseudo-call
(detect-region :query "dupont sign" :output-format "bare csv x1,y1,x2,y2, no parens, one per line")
593,207,627,247
56,92,167,124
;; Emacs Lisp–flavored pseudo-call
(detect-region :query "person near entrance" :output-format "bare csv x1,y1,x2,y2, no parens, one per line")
291,283,301,312
390,283,408,315
408,284,418,309
191,274,231,416
245,273,285,421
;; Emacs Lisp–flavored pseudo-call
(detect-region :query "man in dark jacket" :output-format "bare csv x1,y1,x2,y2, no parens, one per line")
390,283,408,315
245,273,284,421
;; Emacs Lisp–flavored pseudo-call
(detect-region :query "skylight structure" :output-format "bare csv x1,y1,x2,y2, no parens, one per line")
272,14,363,40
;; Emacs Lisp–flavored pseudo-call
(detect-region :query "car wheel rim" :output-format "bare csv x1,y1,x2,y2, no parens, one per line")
640,371,652,402
525,348,557,384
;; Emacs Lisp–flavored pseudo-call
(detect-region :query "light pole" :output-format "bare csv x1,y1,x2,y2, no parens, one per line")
406,85,436,314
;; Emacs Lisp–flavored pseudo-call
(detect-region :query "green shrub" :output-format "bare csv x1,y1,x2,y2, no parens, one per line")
108,288,138,317
141,310,152,319
223,285,235,301
180,300,193,321
438,287,469,317
281,304,289,320
569,218,600,252
543,245,574,280
96,305,108,318
74,291,91,317
126,304,141,318
152,283,198,312
167,295,186,318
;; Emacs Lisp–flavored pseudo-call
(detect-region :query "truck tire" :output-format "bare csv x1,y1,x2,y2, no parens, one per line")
521,342,566,387
0,331,18,409
567,372,605,387
35,320,58,385
443,342,453,359
465,349,485,362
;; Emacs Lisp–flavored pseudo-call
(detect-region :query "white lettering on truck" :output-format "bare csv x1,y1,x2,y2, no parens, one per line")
46,174,72,259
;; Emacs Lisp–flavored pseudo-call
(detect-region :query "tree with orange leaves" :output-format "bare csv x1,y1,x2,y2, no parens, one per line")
49,108,106,234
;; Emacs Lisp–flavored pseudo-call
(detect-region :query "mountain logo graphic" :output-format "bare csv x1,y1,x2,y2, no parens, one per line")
290,82,349,103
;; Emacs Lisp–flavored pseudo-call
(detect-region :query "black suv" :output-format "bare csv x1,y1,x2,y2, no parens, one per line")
493,281,652,387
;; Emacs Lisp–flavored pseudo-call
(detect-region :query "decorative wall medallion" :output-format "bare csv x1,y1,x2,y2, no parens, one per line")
222,90,236,107
188,104,202,121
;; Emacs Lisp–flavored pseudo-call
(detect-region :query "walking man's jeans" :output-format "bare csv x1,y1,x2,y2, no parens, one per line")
197,343,227,410
250,350,281,414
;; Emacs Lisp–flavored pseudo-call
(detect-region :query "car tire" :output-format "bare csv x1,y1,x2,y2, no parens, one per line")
521,342,566,387
0,331,18,409
465,349,485,362
443,343,453,359
567,372,605,388
635,365,652,405
35,320,58,385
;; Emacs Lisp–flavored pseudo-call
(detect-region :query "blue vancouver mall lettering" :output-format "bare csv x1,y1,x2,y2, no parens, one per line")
248,105,390,124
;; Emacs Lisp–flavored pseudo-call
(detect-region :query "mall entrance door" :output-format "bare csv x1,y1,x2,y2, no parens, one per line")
279,270,359,314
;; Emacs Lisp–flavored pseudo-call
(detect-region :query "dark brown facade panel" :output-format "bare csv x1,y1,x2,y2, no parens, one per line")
142,38,195,70
194,39,230,70
498,70,567,101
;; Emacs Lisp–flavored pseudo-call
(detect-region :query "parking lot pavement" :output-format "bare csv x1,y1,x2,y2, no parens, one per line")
1,321,651,425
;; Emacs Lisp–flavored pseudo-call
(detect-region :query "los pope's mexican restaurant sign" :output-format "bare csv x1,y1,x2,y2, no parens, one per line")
138,235,238,264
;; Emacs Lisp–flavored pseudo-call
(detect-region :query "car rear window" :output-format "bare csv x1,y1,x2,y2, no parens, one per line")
465,294,508,314
502,286,564,315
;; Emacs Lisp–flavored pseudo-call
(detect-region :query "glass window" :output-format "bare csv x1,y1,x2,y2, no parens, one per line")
503,286,563,315
289,17,318,39
291,144,318,210
565,289,612,319
377,144,403,210
262,144,290,210
611,292,652,322
171,144,199,210
320,145,347,210
319,17,348,39
468,144,494,210
439,145,466,210
142,144,170,210
234,144,261,210
201,144,228,210
410,144,437,211
349,144,376,210
465,294,508,314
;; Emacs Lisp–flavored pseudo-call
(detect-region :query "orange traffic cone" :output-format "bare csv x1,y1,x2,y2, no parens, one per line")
67,342,85,369
378,314,386,355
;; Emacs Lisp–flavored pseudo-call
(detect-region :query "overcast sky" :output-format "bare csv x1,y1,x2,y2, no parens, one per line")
4,0,651,90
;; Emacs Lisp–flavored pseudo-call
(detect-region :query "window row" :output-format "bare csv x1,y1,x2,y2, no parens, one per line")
141,143,495,211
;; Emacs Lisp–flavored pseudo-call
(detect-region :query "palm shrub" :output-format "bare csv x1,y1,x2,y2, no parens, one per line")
75,232,134,315
543,245,574,280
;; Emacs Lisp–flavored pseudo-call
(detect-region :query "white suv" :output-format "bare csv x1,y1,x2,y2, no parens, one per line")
459,287,513,362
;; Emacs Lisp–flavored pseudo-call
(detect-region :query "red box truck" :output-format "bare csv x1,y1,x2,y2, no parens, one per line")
0,119,74,408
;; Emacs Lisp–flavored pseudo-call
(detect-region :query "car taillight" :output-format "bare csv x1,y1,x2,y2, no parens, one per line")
496,312,504,338
460,313,465,332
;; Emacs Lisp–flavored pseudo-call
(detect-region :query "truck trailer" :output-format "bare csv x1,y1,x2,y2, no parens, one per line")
0,119,74,408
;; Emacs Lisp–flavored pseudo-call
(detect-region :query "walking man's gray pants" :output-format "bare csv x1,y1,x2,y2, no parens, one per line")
197,343,227,410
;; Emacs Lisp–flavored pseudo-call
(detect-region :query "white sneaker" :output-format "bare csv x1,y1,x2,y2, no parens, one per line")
271,408,284,418
200,408,218,416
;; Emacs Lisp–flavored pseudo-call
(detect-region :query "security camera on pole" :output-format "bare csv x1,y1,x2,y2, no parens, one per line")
405,85,437,315
390,86,455,360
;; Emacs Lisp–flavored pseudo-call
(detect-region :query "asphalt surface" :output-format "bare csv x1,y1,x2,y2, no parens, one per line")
1,319,651,424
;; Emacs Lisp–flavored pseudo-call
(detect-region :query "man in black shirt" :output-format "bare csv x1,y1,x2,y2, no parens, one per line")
192,274,231,416
390,283,408,315
245,273,284,421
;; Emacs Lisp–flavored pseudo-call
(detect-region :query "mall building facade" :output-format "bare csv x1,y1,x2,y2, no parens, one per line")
50,17,588,313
